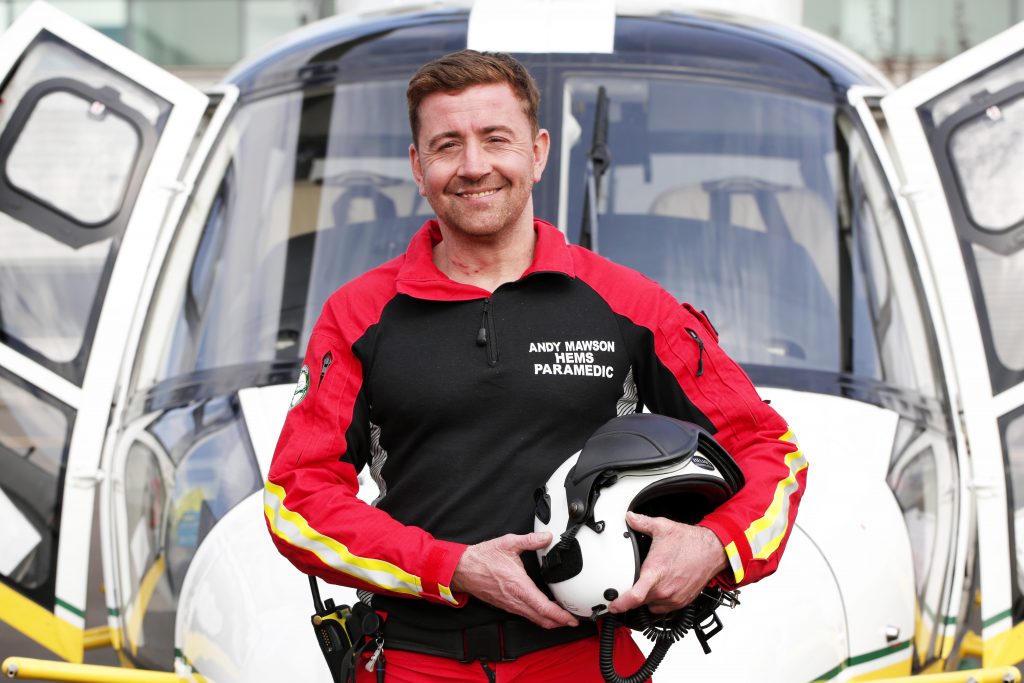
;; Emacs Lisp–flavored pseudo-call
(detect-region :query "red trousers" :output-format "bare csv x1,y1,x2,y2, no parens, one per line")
355,627,649,682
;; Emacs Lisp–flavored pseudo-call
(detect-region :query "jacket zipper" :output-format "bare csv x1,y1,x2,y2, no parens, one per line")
685,328,704,377
476,299,499,366
319,351,333,385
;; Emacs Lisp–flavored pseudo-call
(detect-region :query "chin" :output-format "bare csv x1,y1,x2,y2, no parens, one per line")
441,209,528,239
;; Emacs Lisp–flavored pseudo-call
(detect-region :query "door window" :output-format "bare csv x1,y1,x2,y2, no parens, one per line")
918,52,1024,392
116,395,261,669
970,243,1024,375
0,33,166,384
889,419,959,669
1002,408,1024,614
7,89,141,224
0,369,73,607
948,93,1024,231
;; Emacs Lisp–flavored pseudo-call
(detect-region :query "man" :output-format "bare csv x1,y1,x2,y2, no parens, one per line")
265,50,806,682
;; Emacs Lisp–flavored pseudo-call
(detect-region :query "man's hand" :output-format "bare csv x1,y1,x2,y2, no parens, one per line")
608,512,728,615
451,532,579,629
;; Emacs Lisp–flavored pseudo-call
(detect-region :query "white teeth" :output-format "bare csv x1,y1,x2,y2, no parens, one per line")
460,189,498,199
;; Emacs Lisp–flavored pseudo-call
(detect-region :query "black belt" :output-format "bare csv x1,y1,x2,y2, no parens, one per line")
383,618,598,663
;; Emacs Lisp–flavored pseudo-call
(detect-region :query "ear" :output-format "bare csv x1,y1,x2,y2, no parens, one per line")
409,143,426,196
532,128,551,183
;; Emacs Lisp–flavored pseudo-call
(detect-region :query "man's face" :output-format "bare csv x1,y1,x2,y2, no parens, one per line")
409,82,549,240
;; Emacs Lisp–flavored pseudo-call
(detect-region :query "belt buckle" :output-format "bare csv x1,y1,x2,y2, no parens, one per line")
462,622,508,663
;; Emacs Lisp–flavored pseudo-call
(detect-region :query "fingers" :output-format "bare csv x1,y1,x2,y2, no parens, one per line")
452,533,578,629
515,582,579,629
610,515,724,614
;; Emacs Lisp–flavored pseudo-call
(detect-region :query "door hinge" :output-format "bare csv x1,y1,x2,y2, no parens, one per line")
967,478,998,497
161,179,194,195
69,468,105,488
899,183,927,199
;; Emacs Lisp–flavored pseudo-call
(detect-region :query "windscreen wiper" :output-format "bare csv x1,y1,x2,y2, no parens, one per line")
579,86,610,251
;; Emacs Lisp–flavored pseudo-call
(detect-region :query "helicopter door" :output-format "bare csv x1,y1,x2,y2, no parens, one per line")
880,21,1024,667
0,3,208,662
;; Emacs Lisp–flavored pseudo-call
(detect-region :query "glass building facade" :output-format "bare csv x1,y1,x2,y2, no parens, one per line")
0,0,336,80
804,0,1024,82
0,0,1021,83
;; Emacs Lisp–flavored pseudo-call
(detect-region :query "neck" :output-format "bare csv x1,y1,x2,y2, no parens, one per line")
433,220,537,293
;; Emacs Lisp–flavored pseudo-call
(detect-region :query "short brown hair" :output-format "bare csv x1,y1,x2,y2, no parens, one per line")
406,49,541,146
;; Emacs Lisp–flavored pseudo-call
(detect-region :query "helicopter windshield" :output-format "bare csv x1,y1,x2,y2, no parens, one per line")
559,76,841,371
154,78,429,382
149,64,938,403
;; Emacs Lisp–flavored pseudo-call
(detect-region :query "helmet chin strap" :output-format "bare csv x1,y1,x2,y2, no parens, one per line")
597,586,740,683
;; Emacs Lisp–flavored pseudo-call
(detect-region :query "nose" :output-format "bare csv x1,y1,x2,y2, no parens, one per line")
458,139,491,180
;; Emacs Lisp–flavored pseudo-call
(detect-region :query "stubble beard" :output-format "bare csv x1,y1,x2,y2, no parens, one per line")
435,178,535,242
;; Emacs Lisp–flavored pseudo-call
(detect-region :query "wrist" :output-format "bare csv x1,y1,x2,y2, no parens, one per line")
697,524,729,575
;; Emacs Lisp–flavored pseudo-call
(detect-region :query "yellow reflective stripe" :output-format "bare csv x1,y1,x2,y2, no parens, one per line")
744,430,807,561
725,541,745,584
264,481,457,604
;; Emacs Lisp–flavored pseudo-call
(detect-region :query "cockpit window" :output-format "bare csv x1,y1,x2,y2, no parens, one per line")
155,79,424,382
560,76,841,371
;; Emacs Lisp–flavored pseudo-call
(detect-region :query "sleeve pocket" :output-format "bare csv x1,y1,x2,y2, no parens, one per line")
682,302,719,342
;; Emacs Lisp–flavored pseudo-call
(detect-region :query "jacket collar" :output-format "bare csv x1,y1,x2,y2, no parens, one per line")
396,218,576,300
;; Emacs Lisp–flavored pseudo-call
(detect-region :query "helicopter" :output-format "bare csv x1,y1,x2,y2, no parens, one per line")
2,0,1024,680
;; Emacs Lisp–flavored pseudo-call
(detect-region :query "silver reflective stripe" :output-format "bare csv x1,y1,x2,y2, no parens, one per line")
368,421,388,506
616,367,639,416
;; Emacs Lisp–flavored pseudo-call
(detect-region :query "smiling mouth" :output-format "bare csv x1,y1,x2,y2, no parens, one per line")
457,188,499,199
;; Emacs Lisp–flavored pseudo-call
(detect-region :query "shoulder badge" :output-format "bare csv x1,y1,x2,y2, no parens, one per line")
290,365,310,409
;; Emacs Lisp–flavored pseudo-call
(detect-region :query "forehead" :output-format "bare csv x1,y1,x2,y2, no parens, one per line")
417,82,530,135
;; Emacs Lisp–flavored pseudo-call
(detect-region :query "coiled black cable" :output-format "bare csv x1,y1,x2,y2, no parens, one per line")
598,605,696,683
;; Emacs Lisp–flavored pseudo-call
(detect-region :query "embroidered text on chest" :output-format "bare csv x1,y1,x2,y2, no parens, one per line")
529,340,617,378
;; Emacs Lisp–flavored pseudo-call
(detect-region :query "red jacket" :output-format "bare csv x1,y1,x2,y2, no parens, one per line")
265,219,807,629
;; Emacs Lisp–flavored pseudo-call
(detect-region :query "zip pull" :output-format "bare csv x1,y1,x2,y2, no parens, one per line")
476,299,498,365
365,637,384,672
477,299,490,346
319,351,333,384
685,328,705,377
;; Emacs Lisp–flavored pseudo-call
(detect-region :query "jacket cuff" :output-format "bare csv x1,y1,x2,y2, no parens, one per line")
698,516,748,587
421,540,469,606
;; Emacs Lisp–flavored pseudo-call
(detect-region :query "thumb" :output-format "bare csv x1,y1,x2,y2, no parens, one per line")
506,531,553,552
609,571,653,614
626,511,655,533
524,531,554,549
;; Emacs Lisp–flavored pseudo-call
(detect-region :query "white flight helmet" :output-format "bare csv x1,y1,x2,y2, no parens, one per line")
534,413,744,619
